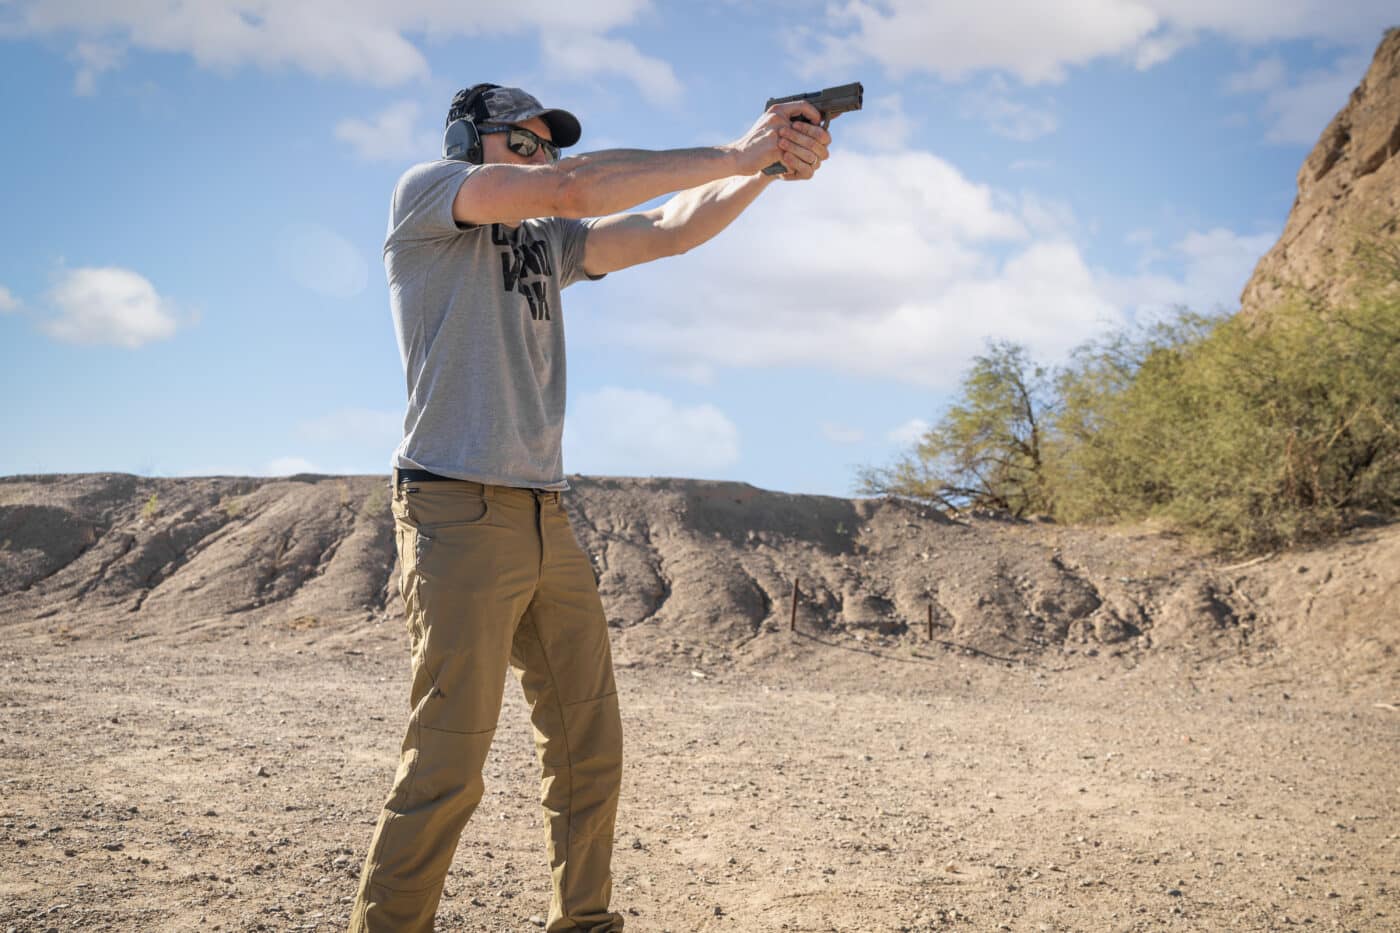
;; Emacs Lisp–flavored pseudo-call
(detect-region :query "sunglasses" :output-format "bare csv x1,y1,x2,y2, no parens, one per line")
480,125,560,162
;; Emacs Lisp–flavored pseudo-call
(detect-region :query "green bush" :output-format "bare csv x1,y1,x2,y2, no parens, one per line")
1055,292,1399,551
864,235,1400,553
858,341,1055,517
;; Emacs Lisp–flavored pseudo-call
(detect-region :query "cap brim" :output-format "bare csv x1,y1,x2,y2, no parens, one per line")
481,95,583,149
536,108,581,149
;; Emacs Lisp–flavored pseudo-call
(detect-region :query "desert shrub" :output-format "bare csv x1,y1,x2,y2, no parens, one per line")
362,483,390,514
858,341,1055,517
1047,314,1217,523
1052,291,1399,551
864,234,1400,553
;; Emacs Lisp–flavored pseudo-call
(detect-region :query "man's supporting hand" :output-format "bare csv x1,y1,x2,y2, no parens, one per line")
728,101,832,178
773,109,832,181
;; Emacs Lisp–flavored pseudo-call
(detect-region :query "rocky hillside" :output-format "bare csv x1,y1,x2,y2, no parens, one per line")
2,474,1396,676
1240,28,1400,317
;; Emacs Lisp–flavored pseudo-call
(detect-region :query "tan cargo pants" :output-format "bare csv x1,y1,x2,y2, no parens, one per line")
349,474,624,932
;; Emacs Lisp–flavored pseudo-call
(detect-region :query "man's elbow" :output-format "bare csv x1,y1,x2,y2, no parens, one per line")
652,219,692,259
552,172,593,219
667,229,700,259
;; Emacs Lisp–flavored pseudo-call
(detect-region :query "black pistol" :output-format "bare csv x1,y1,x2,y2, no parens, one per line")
762,81,863,176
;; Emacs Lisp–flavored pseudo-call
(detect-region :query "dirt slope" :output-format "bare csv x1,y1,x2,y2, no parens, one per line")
1,473,1395,680
2,473,1397,932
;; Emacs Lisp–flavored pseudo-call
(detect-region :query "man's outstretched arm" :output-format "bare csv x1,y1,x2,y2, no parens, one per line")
581,115,831,276
453,101,823,228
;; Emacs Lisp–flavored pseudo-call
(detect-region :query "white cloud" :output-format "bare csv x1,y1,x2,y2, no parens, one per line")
961,78,1059,141
263,456,320,476
817,0,1161,84
888,418,931,446
662,361,716,385
71,39,123,95
1225,56,1287,94
575,135,1281,388
1146,0,1394,46
1016,192,1079,238
1245,51,1373,145
335,100,439,163
565,388,740,477
14,0,431,87
1176,228,1278,293
297,408,402,447
1132,26,1194,70
42,266,180,348
276,223,369,299
842,93,915,152
582,146,1120,389
986,103,1058,142
166,457,378,477
821,422,865,445
810,0,1396,84
0,285,20,313
7,0,666,99
1103,226,1278,318
540,32,682,106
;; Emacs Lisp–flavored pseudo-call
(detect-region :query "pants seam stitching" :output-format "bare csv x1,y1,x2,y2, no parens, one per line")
560,690,618,710
527,614,576,916
364,877,445,895
421,723,499,736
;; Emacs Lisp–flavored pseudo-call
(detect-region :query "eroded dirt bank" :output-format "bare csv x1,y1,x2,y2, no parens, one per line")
3,474,1397,676
1,474,1397,931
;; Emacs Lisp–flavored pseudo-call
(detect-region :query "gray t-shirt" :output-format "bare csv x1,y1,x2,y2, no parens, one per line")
384,160,602,489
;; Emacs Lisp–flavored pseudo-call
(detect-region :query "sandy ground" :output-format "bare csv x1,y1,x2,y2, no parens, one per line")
1,621,1396,933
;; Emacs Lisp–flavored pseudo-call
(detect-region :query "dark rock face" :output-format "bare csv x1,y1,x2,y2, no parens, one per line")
1240,29,1400,318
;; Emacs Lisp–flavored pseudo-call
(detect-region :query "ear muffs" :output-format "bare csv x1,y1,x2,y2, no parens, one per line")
442,82,501,163
443,118,482,163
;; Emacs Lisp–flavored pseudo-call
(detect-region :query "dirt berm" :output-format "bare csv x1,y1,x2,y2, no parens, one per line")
1,474,1397,932
2,473,1396,674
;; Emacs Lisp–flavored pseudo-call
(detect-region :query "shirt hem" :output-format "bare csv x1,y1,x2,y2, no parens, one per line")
391,458,570,492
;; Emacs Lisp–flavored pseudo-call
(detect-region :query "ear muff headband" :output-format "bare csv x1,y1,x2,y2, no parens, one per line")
455,83,500,125
443,83,502,163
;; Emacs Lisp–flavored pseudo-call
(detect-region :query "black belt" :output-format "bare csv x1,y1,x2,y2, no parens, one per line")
393,469,561,502
395,467,459,484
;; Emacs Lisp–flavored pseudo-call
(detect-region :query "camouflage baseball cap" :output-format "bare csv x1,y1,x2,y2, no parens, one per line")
446,84,582,149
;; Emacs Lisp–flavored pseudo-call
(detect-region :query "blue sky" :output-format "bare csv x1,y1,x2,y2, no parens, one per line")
1,1,1394,496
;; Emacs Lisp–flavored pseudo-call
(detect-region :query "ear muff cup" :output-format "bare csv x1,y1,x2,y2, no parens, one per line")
442,83,502,162
443,118,482,163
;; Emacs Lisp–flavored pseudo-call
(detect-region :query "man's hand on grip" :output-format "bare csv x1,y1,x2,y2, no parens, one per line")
773,112,831,181
728,100,826,177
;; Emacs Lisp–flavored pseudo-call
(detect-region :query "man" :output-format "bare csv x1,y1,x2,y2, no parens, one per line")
350,83,831,932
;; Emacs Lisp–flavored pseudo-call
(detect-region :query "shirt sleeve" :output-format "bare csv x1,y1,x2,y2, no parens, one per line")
550,216,607,289
385,161,477,246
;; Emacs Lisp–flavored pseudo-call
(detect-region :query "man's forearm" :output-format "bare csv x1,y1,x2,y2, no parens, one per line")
556,147,745,218
655,173,776,255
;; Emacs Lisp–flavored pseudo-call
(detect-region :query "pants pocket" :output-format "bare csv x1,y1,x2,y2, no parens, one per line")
402,484,493,570
401,483,492,528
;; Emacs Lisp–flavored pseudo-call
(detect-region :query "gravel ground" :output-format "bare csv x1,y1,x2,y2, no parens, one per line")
1,623,1396,933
